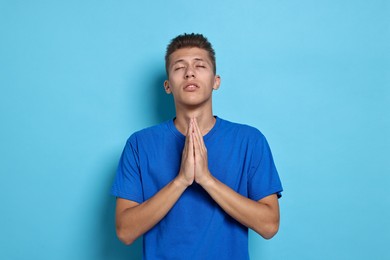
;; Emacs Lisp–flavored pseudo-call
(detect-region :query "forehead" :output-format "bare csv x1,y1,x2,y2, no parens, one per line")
169,47,211,65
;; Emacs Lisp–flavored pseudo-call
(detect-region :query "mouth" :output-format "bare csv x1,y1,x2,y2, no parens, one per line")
184,84,199,91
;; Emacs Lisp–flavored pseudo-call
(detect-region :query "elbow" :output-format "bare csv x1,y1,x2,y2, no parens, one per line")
116,226,137,245
262,223,279,240
255,221,279,240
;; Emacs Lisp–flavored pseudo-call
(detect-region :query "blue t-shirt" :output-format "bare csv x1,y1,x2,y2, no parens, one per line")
111,117,283,260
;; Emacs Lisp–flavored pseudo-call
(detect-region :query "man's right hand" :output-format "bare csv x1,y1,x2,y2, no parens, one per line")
176,120,195,187
116,121,195,245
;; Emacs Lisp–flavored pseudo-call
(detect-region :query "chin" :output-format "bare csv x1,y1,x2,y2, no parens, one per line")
175,96,212,108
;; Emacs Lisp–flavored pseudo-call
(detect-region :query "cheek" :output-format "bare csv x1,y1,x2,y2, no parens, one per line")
169,74,182,84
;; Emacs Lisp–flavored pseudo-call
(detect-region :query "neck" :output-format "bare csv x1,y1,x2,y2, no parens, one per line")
174,108,216,136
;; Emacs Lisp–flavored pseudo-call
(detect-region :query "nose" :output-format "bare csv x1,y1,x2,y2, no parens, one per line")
185,67,195,79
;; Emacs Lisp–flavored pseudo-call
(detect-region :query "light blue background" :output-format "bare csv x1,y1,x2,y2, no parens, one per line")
1,0,389,259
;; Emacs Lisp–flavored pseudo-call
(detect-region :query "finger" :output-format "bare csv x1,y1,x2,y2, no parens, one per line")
193,118,205,149
189,121,195,155
194,118,203,139
191,132,195,158
192,131,200,155
182,121,192,156
187,119,193,136
191,119,200,148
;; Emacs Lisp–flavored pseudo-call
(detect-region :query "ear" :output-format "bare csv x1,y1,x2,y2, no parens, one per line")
212,75,221,90
164,80,171,94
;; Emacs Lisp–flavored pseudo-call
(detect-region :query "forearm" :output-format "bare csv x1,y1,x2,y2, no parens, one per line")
200,176,280,239
116,177,188,245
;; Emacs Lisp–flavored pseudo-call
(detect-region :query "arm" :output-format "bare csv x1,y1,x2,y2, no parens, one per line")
200,178,279,239
115,123,195,245
115,178,187,245
192,118,280,239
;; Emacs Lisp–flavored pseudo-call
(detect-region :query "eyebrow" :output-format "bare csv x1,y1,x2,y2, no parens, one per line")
172,58,205,66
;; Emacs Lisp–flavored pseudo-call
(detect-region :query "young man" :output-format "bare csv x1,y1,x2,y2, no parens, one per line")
111,33,283,259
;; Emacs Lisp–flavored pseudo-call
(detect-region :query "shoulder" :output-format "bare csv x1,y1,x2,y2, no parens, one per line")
126,120,171,145
218,117,265,141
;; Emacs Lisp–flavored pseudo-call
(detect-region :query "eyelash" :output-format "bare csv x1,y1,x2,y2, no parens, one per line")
174,65,206,71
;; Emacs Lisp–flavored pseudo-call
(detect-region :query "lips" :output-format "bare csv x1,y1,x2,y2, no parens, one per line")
184,83,199,91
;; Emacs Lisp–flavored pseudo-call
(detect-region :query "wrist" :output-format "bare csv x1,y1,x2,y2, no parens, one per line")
173,174,192,189
197,172,216,188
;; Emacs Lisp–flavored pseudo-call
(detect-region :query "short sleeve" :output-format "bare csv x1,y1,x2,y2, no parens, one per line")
248,134,283,201
111,135,144,203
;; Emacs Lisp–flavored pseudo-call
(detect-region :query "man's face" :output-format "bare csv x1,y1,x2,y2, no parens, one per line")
164,47,220,109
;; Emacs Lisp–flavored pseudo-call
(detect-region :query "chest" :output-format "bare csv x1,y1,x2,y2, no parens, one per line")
137,135,252,199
